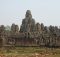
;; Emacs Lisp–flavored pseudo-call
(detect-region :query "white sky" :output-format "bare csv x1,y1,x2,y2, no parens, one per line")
0,0,60,27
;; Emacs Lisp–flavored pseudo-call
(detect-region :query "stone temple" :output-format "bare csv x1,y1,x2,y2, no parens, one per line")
0,10,60,47
20,10,36,32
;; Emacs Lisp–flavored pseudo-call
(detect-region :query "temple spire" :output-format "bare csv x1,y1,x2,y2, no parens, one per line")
25,10,32,18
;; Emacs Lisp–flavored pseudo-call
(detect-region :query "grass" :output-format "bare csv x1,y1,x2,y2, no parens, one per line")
0,47,60,57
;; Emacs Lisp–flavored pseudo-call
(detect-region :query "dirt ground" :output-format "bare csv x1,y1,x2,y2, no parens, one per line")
0,53,59,57
0,47,60,57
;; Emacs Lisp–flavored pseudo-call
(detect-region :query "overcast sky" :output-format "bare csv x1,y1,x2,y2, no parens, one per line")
0,0,60,27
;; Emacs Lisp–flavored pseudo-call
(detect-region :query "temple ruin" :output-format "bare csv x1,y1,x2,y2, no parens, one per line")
0,10,60,47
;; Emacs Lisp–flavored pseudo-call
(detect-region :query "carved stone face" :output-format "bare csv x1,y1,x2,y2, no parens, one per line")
26,10,31,15
25,10,32,18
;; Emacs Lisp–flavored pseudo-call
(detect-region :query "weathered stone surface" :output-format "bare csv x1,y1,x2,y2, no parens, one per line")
36,23,41,32
0,25,5,33
41,23,44,31
11,23,19,33
20,10,35,32
11,23,15,32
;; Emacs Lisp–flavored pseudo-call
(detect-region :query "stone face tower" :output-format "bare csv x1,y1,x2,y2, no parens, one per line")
20,10,36,32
